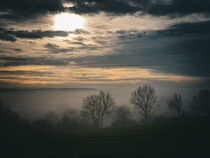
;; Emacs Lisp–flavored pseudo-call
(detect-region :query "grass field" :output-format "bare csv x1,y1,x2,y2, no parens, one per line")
1,118,210,158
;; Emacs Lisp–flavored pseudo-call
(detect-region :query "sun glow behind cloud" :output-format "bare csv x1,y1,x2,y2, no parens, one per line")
1,8,209,87
54,13,85,31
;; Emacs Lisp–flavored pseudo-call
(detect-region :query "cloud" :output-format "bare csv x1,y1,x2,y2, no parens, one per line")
0,28,69,42
13,30,69,39
1,19,210,80
69,20,210,78
0,0,210,23
68,0,140,15
0,27,91,42
44,43,59,49
44,42,105,54
0,0,64,21
150,21,210,77
0,33,16,42
146,0,210,16
0,27,16,41
67,0,210,17
44,43,73,54
0,70,52,76
72,29,89,35
156,20,210,37
13,48,22,52
0,57,70,66
0,65,206,85
115,20,210,39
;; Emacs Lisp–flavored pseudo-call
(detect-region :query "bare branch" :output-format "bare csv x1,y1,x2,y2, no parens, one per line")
130,85,158,123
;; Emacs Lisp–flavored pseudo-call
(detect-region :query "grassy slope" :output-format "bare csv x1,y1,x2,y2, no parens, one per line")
1,118,210,158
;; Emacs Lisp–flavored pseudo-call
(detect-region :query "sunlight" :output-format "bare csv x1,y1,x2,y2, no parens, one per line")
54,13,85,31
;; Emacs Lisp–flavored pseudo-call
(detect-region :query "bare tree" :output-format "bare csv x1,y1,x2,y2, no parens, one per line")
189,89,210,117
59,108,84,131
114,105,132,123
167,93,183,117
111,105,137,127
130,85,158,124
82,90,116,128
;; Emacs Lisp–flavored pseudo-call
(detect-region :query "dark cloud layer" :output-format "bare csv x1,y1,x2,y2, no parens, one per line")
0,57,70,66
44,43,73,54
0,27,16,42
0,0,64,21
1,0,210,22
157,20,210,36
0,70,52,76
44,42,103,54
146,0,210,16
0,27,69,42
68,0,210,16
68,0,140,15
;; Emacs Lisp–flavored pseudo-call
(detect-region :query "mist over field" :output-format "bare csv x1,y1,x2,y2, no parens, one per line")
0,83,201,120
0,88,96,119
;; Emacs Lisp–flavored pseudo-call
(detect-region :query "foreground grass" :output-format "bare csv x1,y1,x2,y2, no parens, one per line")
1,118,210,158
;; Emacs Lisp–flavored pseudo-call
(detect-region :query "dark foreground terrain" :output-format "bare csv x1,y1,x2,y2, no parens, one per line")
1,118,210,158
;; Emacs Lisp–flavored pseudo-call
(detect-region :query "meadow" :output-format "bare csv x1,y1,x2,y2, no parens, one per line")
1,118,210,158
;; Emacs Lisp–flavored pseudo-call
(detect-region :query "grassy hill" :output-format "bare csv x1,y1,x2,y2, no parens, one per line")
1,118,210,158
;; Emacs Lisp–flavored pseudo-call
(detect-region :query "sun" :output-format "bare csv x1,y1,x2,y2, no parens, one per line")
54,13,85,31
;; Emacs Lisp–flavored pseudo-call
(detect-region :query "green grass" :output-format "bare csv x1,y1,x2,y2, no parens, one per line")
1,118,210,158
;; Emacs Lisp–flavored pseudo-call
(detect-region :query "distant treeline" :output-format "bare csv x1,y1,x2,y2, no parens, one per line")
1,85,210,136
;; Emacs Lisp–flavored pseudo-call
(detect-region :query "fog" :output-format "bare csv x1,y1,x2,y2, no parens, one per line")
0,84,200,120
0,89,98,119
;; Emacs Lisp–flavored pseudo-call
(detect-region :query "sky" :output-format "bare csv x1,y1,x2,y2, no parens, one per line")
0,0,210,92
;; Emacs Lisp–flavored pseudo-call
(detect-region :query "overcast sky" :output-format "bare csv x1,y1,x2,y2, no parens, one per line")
0,0,210,90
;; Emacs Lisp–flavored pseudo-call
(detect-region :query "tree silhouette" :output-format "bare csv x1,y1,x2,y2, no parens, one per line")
112,105,137,127
58,108,85,131
114,105,131,123
189,89,210,117
130,85,158,124
167,93,183,117
82,90,116,128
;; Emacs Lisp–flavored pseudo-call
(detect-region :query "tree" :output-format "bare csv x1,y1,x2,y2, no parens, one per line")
58,108,85,131
44,111,59,127
0,102,28,135
114,105,132,123
111,105,137,127
189,89,210,117
82,90,116,128
167,93,183,117
130,85,158,123
30,119,53,133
